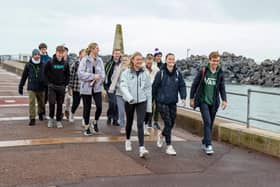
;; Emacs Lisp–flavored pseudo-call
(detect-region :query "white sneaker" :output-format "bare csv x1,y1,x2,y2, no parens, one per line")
48,118,55,128
205,145,214,155
166,145,176,156
125,140,132,152
157,131,164,148
139,146,149,158
56,121,63,129
144,127,150,136
69,112,74,123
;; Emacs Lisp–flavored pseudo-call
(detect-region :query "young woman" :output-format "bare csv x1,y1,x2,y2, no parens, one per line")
152,53,186,156
109,55,130,135
78,43,105,136
120,52,152,158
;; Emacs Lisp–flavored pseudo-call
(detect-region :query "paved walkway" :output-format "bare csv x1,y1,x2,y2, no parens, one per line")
0,67,279,187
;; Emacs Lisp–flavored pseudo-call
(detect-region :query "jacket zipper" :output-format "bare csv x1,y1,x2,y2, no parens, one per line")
137,73,139,103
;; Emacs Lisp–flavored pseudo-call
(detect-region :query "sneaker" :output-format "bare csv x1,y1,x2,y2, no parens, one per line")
153,122,160,129
113,120,120,126
157,131,164,148
201,144,207,150
139,146,149,158
147,123,153,128
56,121,63,129
125,139,132,151
93,123,99,133
144,127,151,136
84,128,93,136
166,145,176,156
204,145,214,155
120,127,126,135
38,113,44,121
29,119,35,126
69,112,74,123
107,117,112,125
65,111,70,120
48,118,55,128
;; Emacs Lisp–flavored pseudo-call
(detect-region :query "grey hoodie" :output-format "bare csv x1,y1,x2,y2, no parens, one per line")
78,55,105,95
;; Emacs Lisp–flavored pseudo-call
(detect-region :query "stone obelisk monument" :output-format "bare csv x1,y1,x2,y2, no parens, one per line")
113,24,124,54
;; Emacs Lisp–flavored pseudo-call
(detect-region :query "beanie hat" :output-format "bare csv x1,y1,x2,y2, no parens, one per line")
32,49,40,56
154,48,162,57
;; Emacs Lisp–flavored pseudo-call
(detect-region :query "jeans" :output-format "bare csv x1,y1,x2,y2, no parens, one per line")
116,95,126,128
106,91,118,121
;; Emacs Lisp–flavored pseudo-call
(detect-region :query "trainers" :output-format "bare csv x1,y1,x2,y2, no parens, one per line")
29,119,35,126
69,112,74,123
84,128,93,136
56,121,63,129
153,122,160,129
48,118,55,128
120,127,126,135
144,127,151,136
204,145,214,155
166,145,176,156
38,113,44,121
139,146,149,158
65,111,70,120
147,123,153,128
93,123,99,133
125,139,132,151
157,131,164,148
201,144,207,150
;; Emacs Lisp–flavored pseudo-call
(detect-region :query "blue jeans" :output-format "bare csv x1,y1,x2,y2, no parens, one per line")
200,102,217,146
116,95,126,128
106,91,118,121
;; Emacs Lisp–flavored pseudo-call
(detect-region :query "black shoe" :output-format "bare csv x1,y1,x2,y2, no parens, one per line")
113,120,120,126
93,124,99,133
84,128,93,136
29,119,35,126
107,118,112,125
153,122,160,130
39,113,44,121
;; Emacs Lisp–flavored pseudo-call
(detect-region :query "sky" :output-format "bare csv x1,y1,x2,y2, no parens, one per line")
1,0,280,62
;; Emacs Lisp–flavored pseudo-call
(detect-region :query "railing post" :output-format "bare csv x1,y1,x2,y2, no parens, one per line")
246,89,251,128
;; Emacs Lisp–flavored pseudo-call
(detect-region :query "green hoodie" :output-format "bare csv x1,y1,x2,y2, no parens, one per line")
200,64,220,105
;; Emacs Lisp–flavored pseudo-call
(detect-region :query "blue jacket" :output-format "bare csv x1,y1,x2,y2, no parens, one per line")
19,59,45,91
152,64,186,105
40,54,51,63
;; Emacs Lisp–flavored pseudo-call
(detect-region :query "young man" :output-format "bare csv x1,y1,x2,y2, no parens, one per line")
104,49,121,126
190,51,227,155
18,49,45,126
152,53,186,156
44,46,70,129
38,42,51,119
153,48,164,129
68,49,86,122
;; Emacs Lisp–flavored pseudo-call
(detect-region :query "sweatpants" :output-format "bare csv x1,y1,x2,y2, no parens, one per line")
106,91,118,121
71,91,81,114
48,84,65,121
81,92,102,125
157,103,177,145
125,101,146,147
200,102,217,146
116,95,126,128
28,91,45,119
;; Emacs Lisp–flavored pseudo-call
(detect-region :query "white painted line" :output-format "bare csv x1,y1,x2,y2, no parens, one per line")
0,104,97,108
4,100,16,103
0,116,107,121
0,96,28,98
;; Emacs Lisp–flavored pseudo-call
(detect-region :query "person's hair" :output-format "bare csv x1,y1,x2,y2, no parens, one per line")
86,43,98,55
165,53,175,60
79,49,86,56
64,47,69,52
209,51,220,60
56,45,65,52
38,43,47,50
130,52,142,69
146,53,154,61
113,48,121,54
121,54,129,60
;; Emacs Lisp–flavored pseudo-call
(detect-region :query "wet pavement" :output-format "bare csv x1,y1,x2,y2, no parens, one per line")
0,67,279,187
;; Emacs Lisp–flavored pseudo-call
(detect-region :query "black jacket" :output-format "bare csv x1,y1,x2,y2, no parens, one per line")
19,59,45,91
152,64,186,105
190,66,227,111
44,55,70,86
104,57,120,90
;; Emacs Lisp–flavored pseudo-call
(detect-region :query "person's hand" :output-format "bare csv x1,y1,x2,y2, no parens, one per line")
94,74,101,80
182,99,186,107
68,87,73,96
18,87,23,95
221,101,227,110
190,99,195,109
129,99,136,104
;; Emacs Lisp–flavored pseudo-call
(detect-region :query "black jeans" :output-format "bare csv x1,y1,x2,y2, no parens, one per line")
106,91,118,121
71,91,81,114
157,103,177,145
48,84,65,121
200,102,217,146
82,92,102,125
125,102,146,147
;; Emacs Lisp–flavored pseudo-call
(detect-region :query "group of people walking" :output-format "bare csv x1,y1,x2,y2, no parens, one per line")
18,42,227,158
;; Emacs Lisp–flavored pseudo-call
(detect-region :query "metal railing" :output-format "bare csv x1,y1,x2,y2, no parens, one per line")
179,86,280,128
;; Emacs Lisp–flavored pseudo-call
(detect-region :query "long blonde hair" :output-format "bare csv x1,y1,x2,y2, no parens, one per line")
130,52,142,70
86,43,98,55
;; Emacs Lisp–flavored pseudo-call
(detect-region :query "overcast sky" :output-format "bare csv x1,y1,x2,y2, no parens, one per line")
1,0,280,62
